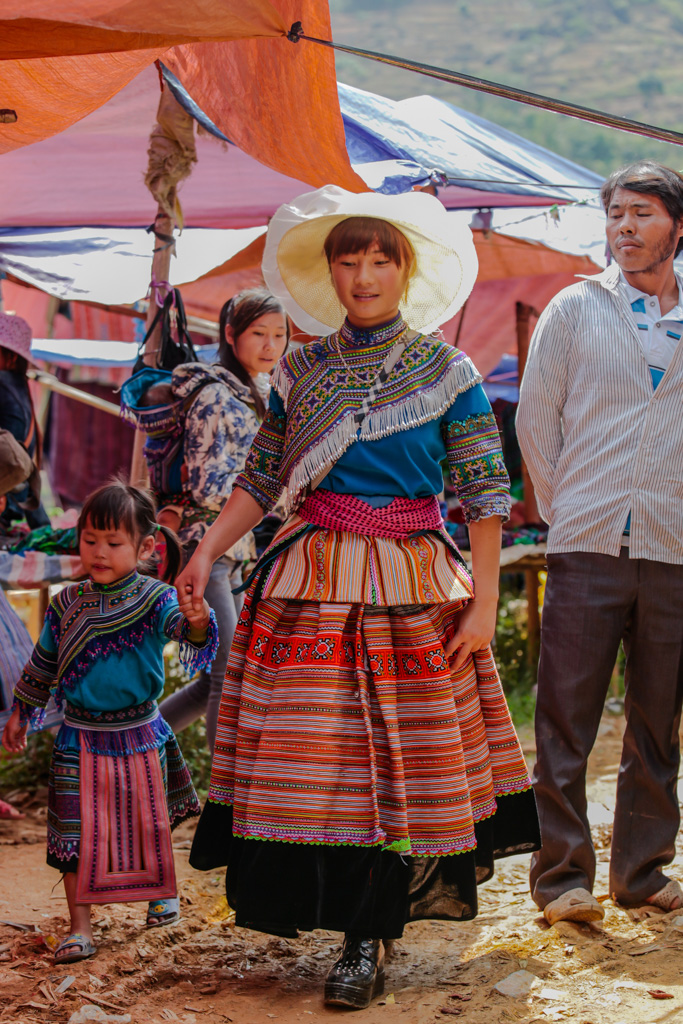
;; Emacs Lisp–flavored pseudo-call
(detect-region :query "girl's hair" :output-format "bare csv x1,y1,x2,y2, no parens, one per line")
217,288,289,419
78,479,183,583
324,217,414,268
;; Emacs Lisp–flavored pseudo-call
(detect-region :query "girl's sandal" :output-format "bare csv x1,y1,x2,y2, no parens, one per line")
146,896,180,928
54,933,97,964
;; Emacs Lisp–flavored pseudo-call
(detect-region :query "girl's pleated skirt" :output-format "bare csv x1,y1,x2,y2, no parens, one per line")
48,699,199,903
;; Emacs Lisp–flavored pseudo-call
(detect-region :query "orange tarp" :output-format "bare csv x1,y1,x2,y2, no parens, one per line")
0,51,167,153
163,0,368,193
1,1,286,59
0,0,364,193
0,0,285,155
472,231,598,282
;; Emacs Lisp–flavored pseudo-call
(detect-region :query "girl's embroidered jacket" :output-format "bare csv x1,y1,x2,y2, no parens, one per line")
12,570,219,727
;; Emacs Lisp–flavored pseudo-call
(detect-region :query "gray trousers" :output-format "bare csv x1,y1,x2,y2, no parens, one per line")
160,555,243,753
531,549,683,908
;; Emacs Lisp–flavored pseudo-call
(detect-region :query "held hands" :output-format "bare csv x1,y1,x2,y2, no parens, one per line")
176,549,212,619
445,595,499,670
184,596,212,638
2,707,28,754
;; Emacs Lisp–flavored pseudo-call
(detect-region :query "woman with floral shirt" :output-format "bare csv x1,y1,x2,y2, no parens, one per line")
159,289,288,751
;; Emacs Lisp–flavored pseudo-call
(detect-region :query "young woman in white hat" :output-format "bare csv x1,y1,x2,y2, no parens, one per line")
178,186,539,1009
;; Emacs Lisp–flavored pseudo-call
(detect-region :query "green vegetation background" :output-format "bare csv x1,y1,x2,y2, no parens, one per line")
329,0,683,178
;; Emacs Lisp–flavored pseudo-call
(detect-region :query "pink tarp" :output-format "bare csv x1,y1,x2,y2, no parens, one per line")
0,65,313,229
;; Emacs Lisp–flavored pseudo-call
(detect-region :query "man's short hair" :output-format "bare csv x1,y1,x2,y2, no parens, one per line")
601,161,683,255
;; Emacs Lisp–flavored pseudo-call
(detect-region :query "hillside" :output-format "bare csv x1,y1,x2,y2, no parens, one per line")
328,0,683,177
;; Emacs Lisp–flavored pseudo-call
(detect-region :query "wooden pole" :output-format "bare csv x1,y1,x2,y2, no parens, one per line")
454,298,468,347
524,567,540,667
129,207,175,486
129,72,196,487
28,369,121,416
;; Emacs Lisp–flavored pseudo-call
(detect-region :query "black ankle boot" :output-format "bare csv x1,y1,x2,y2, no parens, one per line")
324,936,385,1009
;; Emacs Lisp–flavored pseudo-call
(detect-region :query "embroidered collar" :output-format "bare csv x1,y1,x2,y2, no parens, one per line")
338,314,406,350
90,569,140,595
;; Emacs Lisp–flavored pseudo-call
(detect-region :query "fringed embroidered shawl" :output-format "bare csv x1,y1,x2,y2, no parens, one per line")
13,570,218,724
236,315,482,515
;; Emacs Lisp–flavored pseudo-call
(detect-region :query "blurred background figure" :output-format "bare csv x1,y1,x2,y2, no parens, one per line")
0,313,49,534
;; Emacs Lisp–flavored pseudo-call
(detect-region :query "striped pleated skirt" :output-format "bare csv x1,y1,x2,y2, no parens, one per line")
192,575,540,937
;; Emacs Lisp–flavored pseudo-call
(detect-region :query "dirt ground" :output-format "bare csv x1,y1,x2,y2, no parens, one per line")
3,713,683,1024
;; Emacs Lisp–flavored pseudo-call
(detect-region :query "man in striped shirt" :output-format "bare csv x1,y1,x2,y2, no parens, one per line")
517,162,683,925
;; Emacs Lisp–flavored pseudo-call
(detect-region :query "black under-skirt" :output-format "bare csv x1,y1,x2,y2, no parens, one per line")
190,789,540,939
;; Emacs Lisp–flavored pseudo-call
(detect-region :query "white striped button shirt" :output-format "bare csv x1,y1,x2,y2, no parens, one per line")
516,262,683,563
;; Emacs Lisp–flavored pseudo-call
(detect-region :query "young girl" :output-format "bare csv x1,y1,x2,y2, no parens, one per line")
1,481,218,964
179,186,541,1008
154,288,289,751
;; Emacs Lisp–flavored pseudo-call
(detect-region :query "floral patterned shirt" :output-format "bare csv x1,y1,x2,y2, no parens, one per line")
167,364,268,563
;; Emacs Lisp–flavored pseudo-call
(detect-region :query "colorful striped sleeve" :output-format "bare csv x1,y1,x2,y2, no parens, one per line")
12,604,60,725
442,386,511,522
234,390,287,512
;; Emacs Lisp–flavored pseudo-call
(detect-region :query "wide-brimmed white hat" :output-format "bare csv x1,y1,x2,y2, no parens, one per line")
262,185,478,336
0,312,35,365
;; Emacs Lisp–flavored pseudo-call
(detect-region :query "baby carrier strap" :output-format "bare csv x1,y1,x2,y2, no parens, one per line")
120,368,213,502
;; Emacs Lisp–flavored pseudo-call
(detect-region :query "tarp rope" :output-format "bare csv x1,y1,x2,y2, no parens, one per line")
440,176,600,189
286,23,683,148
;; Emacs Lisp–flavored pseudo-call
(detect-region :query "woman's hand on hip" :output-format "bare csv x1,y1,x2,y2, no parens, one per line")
446,595,498,670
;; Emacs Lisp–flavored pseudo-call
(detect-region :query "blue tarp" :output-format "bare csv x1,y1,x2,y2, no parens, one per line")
482,353,519,403
0,225,266,306
337,82,604,201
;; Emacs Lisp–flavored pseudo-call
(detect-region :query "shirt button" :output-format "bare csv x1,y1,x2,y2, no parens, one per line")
650,300,656,306
656,322,661,328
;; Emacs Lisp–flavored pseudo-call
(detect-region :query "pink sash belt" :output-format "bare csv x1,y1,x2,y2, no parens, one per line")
298,489,444,540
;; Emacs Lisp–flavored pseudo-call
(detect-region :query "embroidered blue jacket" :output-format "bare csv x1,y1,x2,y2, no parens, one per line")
12,571,218,724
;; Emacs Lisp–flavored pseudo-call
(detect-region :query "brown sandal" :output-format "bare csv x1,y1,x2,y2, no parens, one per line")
615,879,683,920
